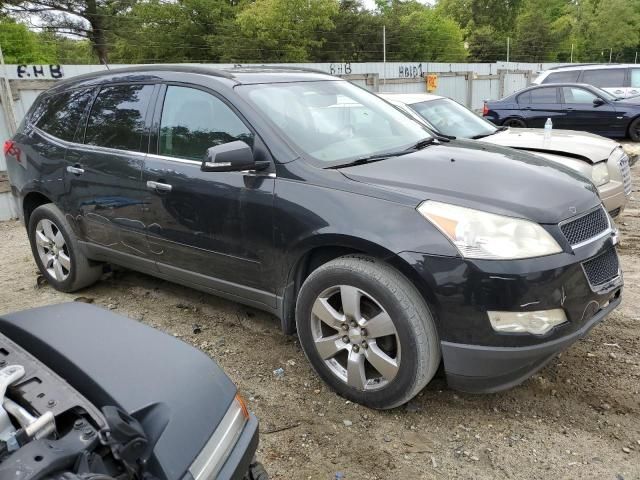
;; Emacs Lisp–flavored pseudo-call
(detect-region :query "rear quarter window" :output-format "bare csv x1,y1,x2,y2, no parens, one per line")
31,88,95,141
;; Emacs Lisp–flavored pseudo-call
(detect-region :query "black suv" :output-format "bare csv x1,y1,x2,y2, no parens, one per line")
4,66,623,409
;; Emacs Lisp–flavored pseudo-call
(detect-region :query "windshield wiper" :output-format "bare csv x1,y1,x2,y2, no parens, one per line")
471,126,508,140
326,138,443,170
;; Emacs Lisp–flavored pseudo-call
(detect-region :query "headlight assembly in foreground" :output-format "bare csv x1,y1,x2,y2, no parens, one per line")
488,309,568,335
417,201,562,260
591,162,610,187
189,394,249,480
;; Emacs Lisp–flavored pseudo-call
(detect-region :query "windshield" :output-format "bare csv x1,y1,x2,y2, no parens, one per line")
409,98,497,139
592,86,617,101
238,81,430,164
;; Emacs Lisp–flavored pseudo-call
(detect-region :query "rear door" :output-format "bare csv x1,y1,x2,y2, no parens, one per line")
142,84,276,308
64,83,155,259
580,68,627,98
518,87,563,127
560,86,622,135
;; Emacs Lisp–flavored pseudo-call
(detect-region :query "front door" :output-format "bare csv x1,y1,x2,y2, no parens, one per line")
559,86,623,135
142,85,276,308
64,83,155,258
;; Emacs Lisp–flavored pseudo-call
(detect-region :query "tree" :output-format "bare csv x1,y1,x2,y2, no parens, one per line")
511,0,571,62
0,17,57,63
3,0,136,63
233,0,339,62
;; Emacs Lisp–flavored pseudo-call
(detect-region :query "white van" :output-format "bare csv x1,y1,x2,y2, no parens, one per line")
534,64,640,98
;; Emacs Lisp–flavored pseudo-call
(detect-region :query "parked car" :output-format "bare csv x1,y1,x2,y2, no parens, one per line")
0,302,266,480
483,83,640,141
533,64,640,98
4,66,623,409
379,92,632,217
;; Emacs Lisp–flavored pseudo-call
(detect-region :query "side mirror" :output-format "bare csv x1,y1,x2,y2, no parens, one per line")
201,141,257,172
593,98,606,107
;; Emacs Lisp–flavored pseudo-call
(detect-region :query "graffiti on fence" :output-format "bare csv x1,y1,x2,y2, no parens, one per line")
398,64,424,79
16,65,64,79
329,63,352,75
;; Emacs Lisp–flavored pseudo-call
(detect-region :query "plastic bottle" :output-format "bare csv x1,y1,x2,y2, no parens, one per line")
544,118,553,140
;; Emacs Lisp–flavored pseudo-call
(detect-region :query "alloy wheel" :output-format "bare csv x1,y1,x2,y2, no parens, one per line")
310,285,400,391
34,219,71,282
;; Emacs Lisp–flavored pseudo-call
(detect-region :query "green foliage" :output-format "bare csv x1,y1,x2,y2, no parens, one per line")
0,18,57,63
233,0,339,62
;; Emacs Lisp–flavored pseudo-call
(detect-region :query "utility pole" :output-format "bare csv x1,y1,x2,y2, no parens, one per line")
609,48,612,63
506,37,510,65
0,43,18,136
635,51,638,64
382,25,386,86
570,44,574,63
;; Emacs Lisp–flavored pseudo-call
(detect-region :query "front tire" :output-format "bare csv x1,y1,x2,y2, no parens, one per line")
28,204,103,292
629,117,640,142
295,255,440,409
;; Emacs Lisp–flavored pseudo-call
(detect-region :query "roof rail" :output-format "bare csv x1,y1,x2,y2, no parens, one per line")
232,64,330,75
546,63,622,70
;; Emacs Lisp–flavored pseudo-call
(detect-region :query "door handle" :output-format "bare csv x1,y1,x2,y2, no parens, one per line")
614,89,624,94
66,166,84,175
147,180,172,192
630,90,639,94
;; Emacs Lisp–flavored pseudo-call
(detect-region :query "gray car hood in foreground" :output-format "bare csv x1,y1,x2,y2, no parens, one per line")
480,128,619,163
0,302,236,480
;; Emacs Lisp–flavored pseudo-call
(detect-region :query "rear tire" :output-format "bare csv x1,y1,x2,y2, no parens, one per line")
503,117,527,128
295,255,440,409
629,117,640,142
28,203,103,292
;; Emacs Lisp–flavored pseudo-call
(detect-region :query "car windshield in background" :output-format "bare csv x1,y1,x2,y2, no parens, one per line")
410,98,497,139
239,81,430,164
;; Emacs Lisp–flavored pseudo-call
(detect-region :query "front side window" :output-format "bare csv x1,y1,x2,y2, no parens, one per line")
238,80,430,164
32,88,95,141
544,70,580,83
631,69,640,88
582,69,625,88
159,86,253,160
84,84,154,152
530,88,558,104
562,87,598,104
410,98,496,139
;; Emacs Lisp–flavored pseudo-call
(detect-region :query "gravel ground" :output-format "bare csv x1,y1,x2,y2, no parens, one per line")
1,144,639,480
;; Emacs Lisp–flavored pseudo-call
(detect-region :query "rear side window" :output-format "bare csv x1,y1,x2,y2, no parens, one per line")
32,89,95,141
158,86,253,160
84,84,154,152
542,71,580,83
517,91,531,104
530,88,558,104
581,69,626,88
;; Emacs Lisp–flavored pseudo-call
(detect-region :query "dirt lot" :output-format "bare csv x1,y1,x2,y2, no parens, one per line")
1,146,639,480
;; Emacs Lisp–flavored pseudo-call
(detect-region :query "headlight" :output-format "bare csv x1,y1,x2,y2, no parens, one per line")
417,201,562,260
591,162,610,186
189,394,249,480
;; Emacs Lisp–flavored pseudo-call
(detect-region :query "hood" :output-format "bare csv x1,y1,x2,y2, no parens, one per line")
480,128,618,163
340,140,600,224
0,302,236,480
616,95,640,105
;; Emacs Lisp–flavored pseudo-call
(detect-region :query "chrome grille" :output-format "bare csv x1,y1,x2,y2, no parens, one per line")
560,207,609,247
582,248,620,287
619,153,632,196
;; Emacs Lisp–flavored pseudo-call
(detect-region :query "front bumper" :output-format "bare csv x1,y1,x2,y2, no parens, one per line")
399,229,623,393
442,296,620,393
599,179,628,217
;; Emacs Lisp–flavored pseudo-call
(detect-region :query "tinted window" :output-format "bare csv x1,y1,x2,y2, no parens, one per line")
631,69,640,88
159,86,253,160
562,87,598,104
32,89,94,141
582,68,626,87
543,71,580,83
530,88,558,104
84,84,154,152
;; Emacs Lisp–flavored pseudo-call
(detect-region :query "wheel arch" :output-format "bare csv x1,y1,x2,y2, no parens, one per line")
23,191,53,226
278,234,438,335
502,116,527,127
627,114,640,139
